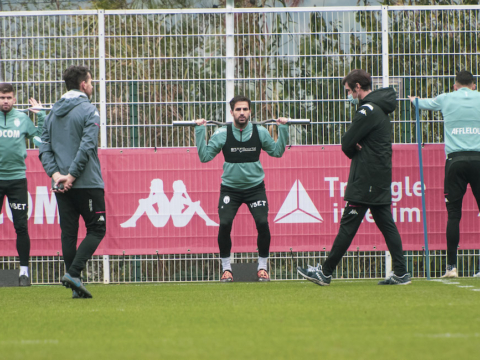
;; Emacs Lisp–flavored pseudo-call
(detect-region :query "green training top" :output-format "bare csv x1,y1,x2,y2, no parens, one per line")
195,122,289,189
415,87,480,156
0,108,45,180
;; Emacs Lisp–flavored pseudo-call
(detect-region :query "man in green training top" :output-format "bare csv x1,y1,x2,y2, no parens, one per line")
0,83,45,286
195,95,288,282
409,70,480,278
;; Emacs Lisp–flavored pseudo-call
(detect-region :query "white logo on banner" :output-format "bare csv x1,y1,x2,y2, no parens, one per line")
120,179,218,228
274,180,323,223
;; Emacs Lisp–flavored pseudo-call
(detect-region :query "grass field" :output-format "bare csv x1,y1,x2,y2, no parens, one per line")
1,278,480,360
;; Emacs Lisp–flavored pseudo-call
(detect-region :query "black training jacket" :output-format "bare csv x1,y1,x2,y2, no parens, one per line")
342,87,397,205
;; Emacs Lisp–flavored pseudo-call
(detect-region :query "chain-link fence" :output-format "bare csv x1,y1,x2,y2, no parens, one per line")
2,5,480,282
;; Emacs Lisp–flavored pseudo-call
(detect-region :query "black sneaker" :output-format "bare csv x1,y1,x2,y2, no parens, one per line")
19,275,31,287
62,273,92,298
297,264,331,286
378,273,412,285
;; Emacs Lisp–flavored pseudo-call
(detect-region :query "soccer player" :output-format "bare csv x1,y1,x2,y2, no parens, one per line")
194,95,289,282
39,65,106,298
0,83,45,286
297,69,411,286
409,70,480,278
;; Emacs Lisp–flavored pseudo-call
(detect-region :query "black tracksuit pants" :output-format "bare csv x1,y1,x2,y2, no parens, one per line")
0,178,30,266
55,188,106,278
322,202,407,277
444,151,480,266
217,182,270,258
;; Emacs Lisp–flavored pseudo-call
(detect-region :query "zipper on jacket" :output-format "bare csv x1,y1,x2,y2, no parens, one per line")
2,111,6,126
239,128,243,142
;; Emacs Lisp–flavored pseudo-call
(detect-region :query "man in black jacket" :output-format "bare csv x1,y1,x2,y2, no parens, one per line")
297,69,411,286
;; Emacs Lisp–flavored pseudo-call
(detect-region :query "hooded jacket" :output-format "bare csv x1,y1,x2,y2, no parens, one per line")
341,87,397,205
0,108,45,180
39,90,104,189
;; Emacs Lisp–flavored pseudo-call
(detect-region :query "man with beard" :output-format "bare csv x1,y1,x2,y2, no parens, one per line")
195,95,288,282
39,65,105,298
0,83,45,286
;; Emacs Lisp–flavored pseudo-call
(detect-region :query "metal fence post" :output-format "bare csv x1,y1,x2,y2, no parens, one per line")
225,0,235,123
129,81,139,147
98,10,107,148
103,255,110,284
385,251,392,276
382,6,391,276
381,6,389,88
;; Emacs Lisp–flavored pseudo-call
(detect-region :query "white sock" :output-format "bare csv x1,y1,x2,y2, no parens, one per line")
20,266,29,277
221,257,232,272
258,257,268,271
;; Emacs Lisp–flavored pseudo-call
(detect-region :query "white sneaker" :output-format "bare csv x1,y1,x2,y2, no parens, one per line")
441,267,458,278
473,271,480,278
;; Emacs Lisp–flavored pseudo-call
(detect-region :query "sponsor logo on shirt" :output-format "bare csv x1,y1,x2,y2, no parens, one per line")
451,127,480,135
230,147,257,153
0,129,21,138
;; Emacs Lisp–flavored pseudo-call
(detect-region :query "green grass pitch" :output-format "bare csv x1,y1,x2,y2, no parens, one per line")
1,279,480,360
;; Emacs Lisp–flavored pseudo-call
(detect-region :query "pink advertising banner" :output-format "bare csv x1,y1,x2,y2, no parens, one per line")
1,145,480,256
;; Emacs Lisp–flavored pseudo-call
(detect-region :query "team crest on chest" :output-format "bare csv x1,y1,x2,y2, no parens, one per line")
14,118,20,127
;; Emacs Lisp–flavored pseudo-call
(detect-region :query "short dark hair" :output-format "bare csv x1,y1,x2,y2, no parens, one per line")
0,83,15,94
229,95,251,111
342,69,372,91
456,70,474,86
63,65,92,91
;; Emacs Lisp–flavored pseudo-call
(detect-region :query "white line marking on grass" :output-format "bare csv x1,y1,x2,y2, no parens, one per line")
431,278,480,292
416,333,480,338
0,340,59,345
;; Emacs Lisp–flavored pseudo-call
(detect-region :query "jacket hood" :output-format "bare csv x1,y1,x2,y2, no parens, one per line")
52,90,90,117
360,87,397,114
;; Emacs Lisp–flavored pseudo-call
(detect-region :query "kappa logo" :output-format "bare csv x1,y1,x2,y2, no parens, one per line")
121,178,218,228
359,109,367,116
274,180,323,223
98,215,105,222
348,209,359,215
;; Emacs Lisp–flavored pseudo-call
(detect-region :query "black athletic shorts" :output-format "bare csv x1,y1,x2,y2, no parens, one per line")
444,151,480,203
